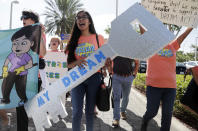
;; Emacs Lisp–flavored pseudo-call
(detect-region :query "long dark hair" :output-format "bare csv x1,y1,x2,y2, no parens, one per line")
65,11,96,64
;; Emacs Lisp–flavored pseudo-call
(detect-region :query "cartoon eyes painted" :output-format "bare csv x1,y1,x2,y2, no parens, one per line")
13,41,27,46
22,41,27,45
13,42,18,46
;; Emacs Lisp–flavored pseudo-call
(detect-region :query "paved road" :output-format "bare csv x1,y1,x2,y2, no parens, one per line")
1,87,195,131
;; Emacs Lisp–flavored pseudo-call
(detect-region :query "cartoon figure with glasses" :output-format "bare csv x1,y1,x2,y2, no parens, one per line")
1,25,40,106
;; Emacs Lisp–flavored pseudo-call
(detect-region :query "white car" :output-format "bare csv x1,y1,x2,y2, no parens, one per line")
185,61,198,69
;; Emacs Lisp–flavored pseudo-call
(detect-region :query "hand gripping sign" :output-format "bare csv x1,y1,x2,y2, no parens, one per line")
25,3,175,131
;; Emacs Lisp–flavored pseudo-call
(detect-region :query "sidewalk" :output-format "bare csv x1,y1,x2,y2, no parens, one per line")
2,87,195,131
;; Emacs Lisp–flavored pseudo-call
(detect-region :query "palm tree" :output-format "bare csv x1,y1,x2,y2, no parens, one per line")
104,25,111,35
43,0,83,35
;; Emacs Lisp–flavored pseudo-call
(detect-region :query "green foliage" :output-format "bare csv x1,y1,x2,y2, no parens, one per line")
175,74,192,102
176,51,195,62
133,73,146,92
104,25,111,35
134,73,192,100
43,0,83,35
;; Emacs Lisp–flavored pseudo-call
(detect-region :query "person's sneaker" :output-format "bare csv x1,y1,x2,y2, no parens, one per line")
121,112,127,120
112,120,119,128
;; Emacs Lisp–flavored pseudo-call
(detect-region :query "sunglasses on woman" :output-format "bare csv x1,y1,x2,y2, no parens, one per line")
75,15,89,20
20,15,31,20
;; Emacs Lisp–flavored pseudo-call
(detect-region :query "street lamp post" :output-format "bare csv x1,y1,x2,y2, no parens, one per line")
9,0,19,29
116,0,118,18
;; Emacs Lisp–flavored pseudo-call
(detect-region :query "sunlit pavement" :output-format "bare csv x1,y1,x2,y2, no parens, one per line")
2,87,194,131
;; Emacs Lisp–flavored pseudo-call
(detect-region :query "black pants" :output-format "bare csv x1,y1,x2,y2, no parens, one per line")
16,106,28,131
16,59,45,131
2,72,27,103
16,78,42,131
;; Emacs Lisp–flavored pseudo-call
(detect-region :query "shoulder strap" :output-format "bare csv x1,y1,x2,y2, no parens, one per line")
96,34,104,74
96,34,100,48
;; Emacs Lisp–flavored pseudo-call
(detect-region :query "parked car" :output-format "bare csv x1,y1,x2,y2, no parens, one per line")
138,61,188,74
139,61,147,73
176,62,186,74
185,61,198,69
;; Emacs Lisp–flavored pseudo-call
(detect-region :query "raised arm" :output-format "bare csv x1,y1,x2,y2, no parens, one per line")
133,59,139,77
176,27,193,46
139,24,146,34
39,24,47,57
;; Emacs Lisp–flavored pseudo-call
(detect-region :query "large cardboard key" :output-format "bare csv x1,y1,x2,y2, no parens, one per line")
25,3,175,131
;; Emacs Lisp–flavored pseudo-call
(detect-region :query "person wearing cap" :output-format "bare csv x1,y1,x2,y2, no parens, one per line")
16,10,46,131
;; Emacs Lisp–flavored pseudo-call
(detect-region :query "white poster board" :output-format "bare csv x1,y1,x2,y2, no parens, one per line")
44,51,68,84
141,0,198,27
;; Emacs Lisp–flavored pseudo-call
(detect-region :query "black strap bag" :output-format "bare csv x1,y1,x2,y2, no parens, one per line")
96,74,112,111
39,58,46,69
95,34,112,111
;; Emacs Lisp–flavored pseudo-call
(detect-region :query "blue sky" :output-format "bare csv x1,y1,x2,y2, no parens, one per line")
0,0,197,53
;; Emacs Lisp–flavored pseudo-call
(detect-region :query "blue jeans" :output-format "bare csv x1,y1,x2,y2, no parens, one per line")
112,74,134,120
71,72,101,131
143,86,176,131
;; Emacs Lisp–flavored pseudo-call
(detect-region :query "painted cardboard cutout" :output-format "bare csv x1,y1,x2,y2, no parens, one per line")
108,2,174,60
0,24,40,109
25,3,175,131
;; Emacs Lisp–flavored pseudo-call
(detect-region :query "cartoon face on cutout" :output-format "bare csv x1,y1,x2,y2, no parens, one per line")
12,35,34,56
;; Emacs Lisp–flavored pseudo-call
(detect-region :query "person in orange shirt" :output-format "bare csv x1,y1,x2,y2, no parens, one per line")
65,10,111,131
140,27,193,131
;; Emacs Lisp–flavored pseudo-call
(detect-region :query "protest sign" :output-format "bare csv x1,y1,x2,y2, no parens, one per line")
141,0,198,27
0,24,40,109
44,51,67,84
25,3,175,131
